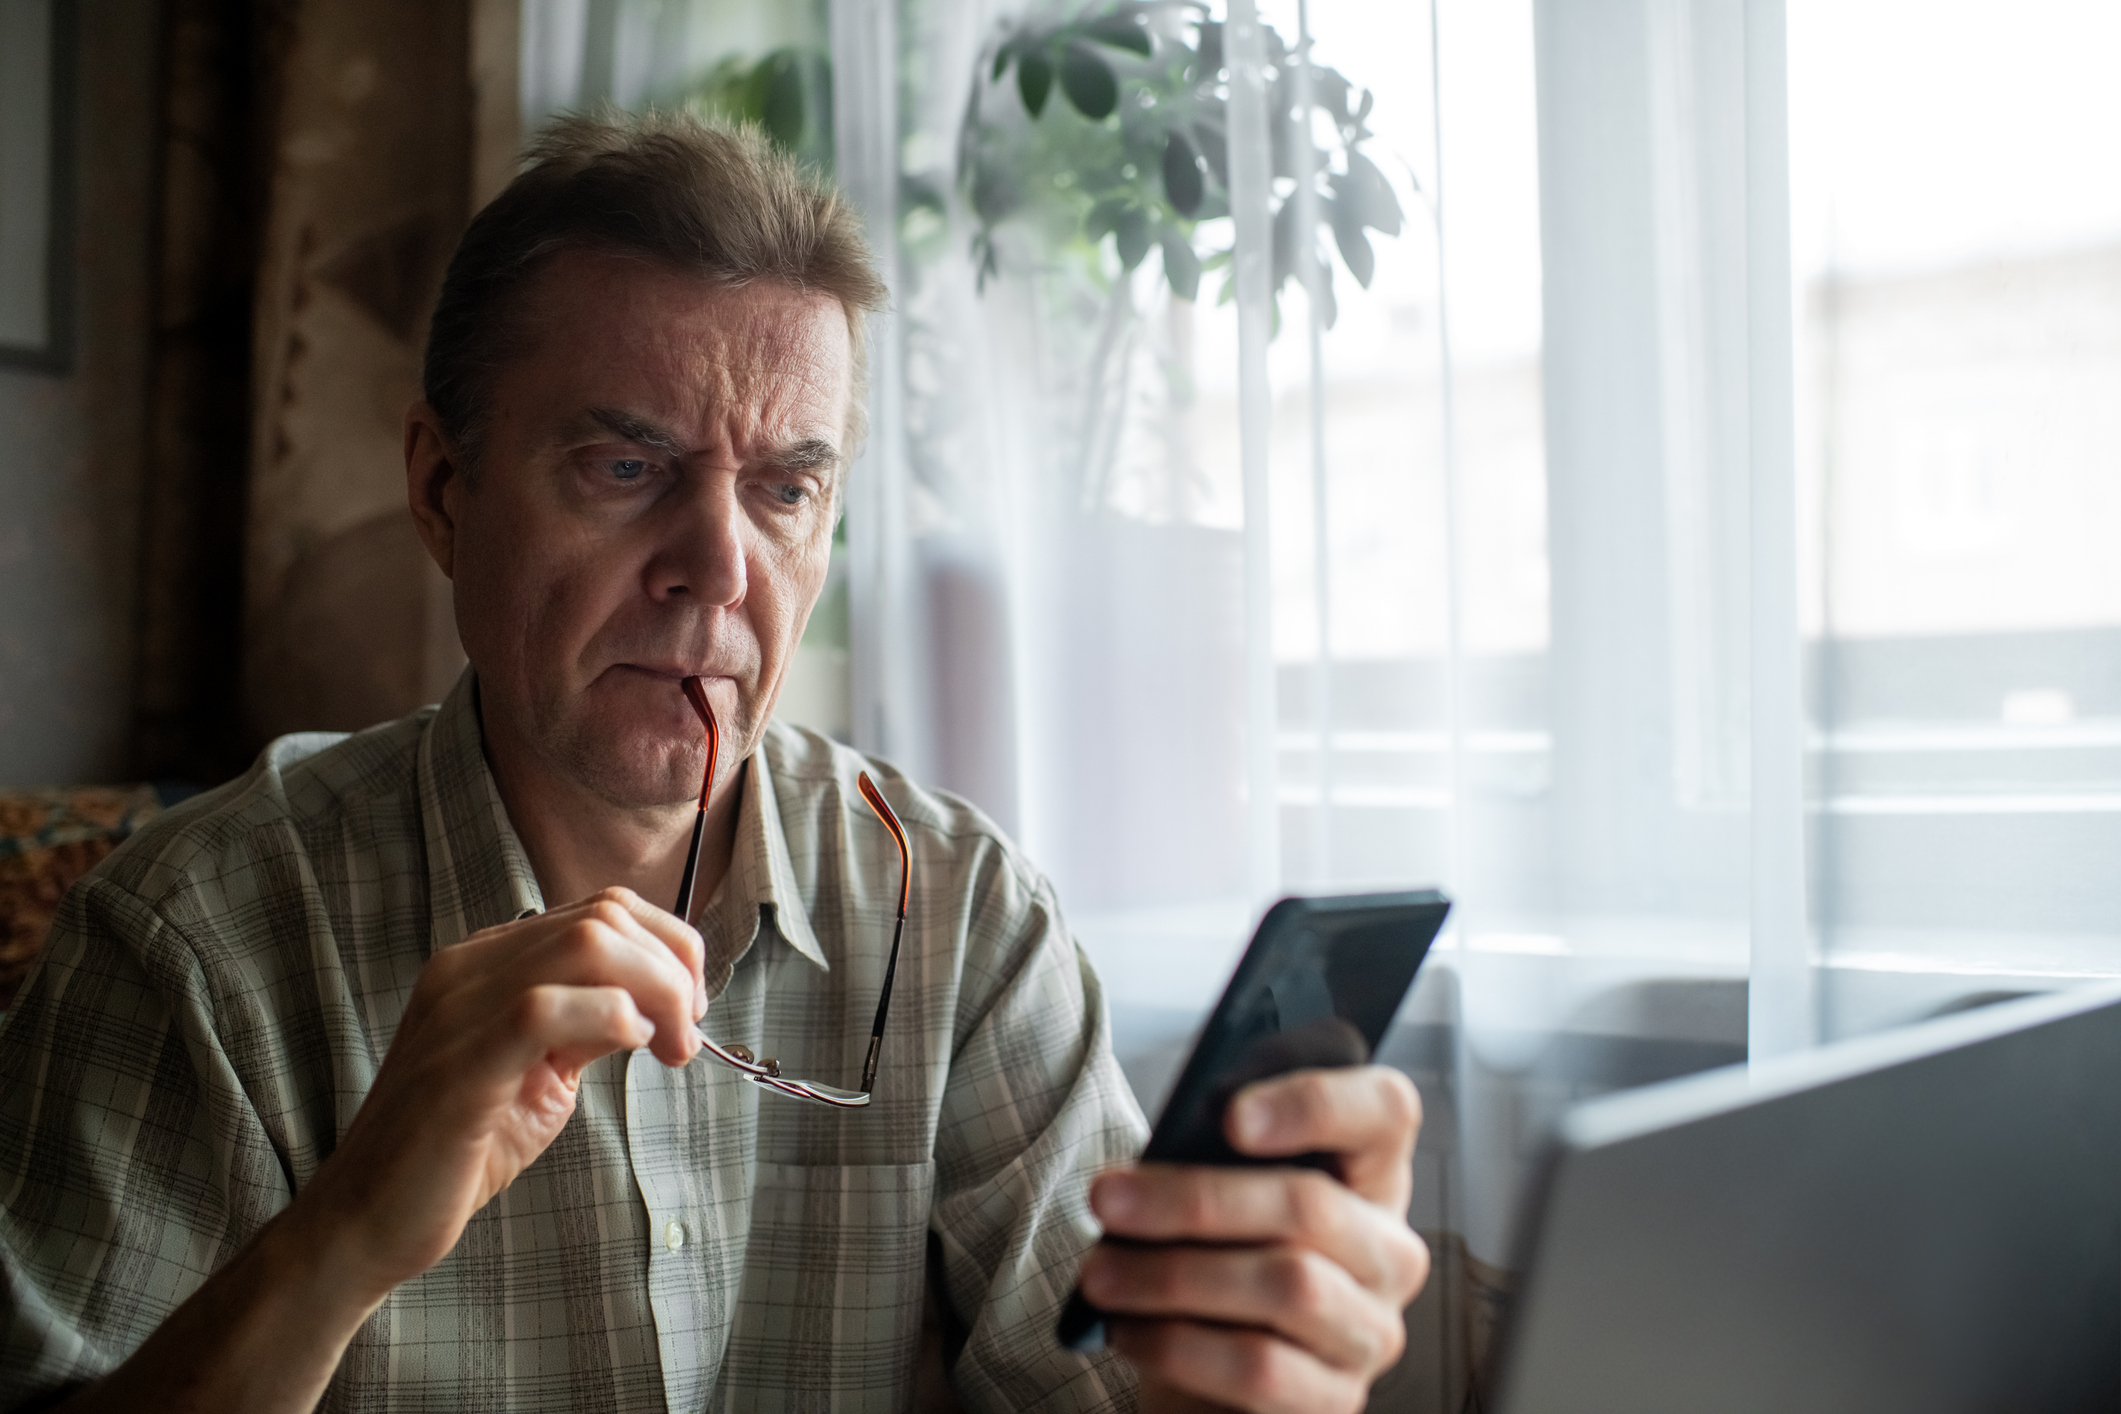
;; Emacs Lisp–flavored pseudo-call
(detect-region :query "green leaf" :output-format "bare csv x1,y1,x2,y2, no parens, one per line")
1161,230,1202,301
992,41,1014,82
1086,197,1130,242
1060,43,1118,120
1341,149,1404,235
1270,196,1301,290
800,51,835,166
1019,49,1053,117
1115,207,1152,270
1313,68,1353,123
1333,204,1376,287
1161,132,1204,216
762,54,806,151
1085,14,1153,57
740,56,776,126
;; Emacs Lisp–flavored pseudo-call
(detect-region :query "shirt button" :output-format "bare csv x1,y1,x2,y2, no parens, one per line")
664,1219,686,1252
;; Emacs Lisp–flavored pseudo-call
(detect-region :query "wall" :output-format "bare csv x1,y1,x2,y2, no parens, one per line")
0,0,160,789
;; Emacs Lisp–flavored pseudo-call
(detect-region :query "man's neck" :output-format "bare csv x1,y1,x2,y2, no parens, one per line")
480,707,745,921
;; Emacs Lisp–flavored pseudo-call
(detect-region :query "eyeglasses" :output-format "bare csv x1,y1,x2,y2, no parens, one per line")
674,676,908,1108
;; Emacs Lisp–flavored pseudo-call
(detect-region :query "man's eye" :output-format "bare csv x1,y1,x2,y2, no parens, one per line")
606,458,650,482
774,483,808,506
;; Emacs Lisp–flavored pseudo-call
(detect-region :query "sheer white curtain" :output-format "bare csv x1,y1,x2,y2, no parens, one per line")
515,0,2121,1402
838,2,1752,1398
843,0,2121,1400
843,0,1765,1251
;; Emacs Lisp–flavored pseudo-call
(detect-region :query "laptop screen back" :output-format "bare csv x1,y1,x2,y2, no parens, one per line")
1495,984,2121,1414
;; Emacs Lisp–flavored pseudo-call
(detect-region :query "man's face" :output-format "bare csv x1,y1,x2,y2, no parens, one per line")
446,249,852,810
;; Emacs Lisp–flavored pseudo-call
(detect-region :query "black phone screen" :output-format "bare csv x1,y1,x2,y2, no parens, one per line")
1058,889,1451,1353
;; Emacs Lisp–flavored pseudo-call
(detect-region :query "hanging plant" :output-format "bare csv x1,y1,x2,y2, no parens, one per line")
687,46,836,174
682,48,957,266
959,0,1406,327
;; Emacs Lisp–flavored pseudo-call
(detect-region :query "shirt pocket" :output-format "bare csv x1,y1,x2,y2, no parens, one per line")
716,1159,938,1413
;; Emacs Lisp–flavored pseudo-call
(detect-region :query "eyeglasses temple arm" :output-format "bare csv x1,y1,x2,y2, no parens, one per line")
674,678,719,921
861,910,907,1093
856,771,911,1094
673,808,709,922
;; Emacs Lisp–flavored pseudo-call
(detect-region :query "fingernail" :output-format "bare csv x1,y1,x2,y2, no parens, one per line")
1095,1173,1140,1225
1233,1093,1275,1149
694,979,708,1020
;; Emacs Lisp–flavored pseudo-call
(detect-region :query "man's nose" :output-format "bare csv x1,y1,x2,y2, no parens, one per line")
646,475,747,607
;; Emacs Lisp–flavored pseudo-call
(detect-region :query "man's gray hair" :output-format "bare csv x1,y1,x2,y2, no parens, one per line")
423,110,888,471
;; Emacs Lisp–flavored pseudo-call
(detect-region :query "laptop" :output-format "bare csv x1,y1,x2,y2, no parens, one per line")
1490,981,2121,1413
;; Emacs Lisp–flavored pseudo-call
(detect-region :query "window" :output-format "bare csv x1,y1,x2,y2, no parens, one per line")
1789,0,2121,1030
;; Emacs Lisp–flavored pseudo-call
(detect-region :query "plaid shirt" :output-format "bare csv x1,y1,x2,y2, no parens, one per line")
0,672,1147,1412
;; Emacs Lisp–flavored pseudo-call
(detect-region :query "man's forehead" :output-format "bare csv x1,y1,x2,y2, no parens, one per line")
525,248,849,358
513,250,854,447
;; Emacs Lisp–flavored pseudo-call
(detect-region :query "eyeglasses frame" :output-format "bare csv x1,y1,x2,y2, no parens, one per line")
674,676,908,1108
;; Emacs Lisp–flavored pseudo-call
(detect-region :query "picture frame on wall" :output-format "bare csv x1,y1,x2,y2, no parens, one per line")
0,0,76,373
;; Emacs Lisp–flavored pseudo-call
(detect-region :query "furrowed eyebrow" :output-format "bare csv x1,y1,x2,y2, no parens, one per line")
761,438,842,475
583,407,688,458
576,411,838,476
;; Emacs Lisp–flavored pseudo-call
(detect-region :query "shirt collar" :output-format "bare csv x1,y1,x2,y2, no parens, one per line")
696,726,828,992
416,669,827,979
418,668,544,954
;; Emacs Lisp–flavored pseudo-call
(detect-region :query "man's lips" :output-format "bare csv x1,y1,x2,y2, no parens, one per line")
608,663,738,684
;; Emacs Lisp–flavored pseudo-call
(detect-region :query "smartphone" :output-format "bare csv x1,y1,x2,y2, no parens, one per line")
1057,889,1452,1353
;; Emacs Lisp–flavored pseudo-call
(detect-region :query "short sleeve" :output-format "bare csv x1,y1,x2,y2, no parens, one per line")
0,875,289,1411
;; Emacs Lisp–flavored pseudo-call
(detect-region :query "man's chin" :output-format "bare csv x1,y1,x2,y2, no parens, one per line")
558,745,706,813
549,707,711,812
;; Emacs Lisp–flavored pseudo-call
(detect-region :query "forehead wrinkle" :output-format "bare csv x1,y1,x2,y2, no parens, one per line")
744,304,853,472
663,325,800,452
525,261,850,468
694,341,846,467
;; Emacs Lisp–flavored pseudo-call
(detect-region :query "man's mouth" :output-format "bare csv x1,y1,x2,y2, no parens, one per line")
613,661,733,685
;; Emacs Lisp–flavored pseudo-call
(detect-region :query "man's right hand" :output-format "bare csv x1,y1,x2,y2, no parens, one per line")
62,886,705,1414
299,886,707,1294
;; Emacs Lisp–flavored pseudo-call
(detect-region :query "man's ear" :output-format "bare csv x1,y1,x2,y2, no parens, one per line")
405,402,463,579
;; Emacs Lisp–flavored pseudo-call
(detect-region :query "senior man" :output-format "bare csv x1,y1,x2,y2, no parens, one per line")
0,115,1427,1413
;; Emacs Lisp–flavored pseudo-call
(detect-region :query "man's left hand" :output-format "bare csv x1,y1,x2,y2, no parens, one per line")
1081,1066,1430,1414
